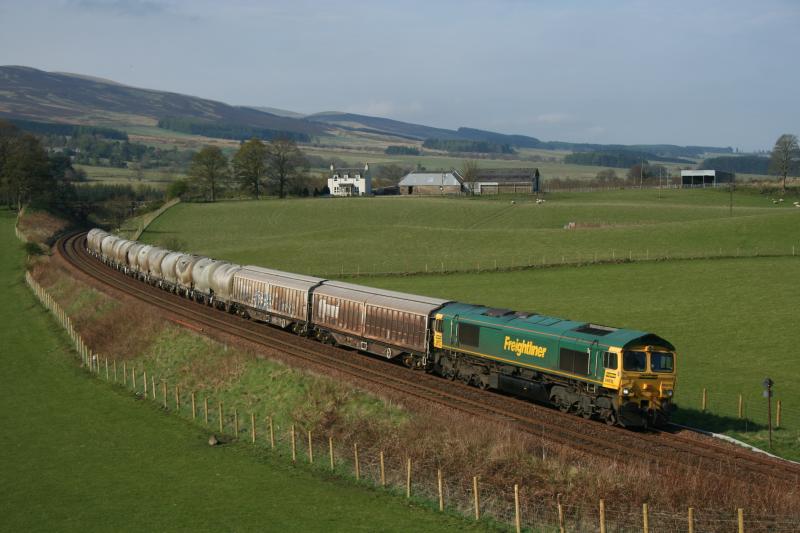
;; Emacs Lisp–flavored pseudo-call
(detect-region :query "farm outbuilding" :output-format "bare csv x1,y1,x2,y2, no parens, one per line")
681,170,734,188
467,168,540,195
398,172,464,195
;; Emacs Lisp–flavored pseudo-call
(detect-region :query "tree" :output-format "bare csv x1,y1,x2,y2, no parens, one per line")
769,134,799,192
3,134,52,210
189,146,228,202
460,159,480,195
266,138,307,199
232,138,268,199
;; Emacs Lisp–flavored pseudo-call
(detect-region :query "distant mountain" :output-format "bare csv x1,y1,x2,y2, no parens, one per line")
0,66,327,136
307,111,461,141
0,66,733,157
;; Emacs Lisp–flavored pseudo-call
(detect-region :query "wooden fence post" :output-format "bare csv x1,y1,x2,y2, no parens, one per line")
151,377,155,400
353,443,360,480
123,361,127,385
643,503,649,533
406,457,411,499
701,388,707,412
473,476,480,520
557,495,565,533
269,416,275,449
143,369,148,395
218,402,223,433
379,451,385,486
131,367,136,390
162,381,167,408
113,360,117,382
204,397,208,425
175,386,180,411
307,430,313,464
328,436,334,470
437,468,444,511
688,507,694,533
776,400,782,428
250,413,256,443
105,357,109,380
514,484,521,533
234,409,239,436
738,394,743,418
192,393,197,420
599,499,606,533
738,508,744,533
290,425,297,463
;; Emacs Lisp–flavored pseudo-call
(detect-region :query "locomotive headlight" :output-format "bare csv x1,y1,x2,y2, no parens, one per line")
622,387,631,396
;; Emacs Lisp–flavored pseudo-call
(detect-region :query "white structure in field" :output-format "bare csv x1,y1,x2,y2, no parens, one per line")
328,163,372,196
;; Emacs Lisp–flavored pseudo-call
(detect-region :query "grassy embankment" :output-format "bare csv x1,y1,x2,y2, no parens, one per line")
0,209,486,532
141,190,800,459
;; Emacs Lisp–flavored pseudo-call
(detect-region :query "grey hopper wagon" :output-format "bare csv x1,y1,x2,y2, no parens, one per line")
210,263,242,308
232,266,325,328
192,258,225,297
311,281,450,359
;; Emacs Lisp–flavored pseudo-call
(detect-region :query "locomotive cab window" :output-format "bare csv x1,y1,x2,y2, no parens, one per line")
458,322,480,348
433,317,442,333
651,352,674,373
623,351,647,372
603,352,618,370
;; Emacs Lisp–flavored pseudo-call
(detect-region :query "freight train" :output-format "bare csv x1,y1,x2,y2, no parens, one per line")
86,229,677,428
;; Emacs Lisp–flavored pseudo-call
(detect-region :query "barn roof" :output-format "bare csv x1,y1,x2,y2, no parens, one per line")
398,172,463,187
473,168,539,183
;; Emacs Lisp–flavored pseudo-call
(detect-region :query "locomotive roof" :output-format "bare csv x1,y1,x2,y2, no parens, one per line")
438,302,674,350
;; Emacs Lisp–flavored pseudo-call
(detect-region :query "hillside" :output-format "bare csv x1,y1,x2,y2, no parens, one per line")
0,65,732,157
0,66,327,136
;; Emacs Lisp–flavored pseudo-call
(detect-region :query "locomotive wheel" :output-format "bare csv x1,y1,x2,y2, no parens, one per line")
402,355,414,368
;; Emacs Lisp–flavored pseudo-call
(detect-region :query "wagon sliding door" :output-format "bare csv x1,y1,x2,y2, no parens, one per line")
363,305,427,352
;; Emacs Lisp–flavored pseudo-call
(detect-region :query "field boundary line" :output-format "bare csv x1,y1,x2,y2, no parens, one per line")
132,198,180,240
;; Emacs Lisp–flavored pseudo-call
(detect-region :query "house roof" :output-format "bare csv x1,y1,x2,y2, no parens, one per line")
398,172,463,187
473,168,539,183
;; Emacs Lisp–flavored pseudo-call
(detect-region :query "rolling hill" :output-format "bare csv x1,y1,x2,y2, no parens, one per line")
0,66,326,136
0,65,732,157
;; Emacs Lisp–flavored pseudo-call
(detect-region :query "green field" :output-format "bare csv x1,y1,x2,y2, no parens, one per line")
0,210,484,532
140,190,800,457
142,189,800,277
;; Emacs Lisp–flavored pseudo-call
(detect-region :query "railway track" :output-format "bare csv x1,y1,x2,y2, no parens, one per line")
56,232,800,488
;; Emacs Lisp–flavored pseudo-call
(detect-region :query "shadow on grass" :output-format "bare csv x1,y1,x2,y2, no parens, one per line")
671,406,767,433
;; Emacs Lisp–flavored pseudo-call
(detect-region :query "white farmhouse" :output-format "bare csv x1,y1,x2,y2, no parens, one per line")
328,163,372,197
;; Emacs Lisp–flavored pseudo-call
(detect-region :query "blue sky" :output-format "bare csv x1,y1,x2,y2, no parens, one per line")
1,0,798,149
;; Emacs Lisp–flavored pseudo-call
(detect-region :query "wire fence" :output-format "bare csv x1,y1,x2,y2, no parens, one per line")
25,272,800,532
308,245,800,279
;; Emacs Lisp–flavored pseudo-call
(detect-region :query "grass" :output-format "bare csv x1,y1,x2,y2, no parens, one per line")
0,209,487,532
140,190,800,458
142,189,800,277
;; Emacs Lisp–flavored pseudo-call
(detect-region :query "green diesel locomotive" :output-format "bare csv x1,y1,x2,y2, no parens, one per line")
431,302,676,427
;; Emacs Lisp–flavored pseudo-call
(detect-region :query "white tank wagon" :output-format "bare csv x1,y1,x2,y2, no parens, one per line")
159,251,184,289
191,258,225,302
175,254,202,294
86,229,109,257
231,267,325,330
143,247,170,282
113,239,137,271
100,235,121,264
126,243,145,273
311,282,450,362
210,263,242,310
133,245,153,280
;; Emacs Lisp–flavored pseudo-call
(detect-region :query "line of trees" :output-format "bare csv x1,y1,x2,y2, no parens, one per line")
185,137,309,201
0,119,82,211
